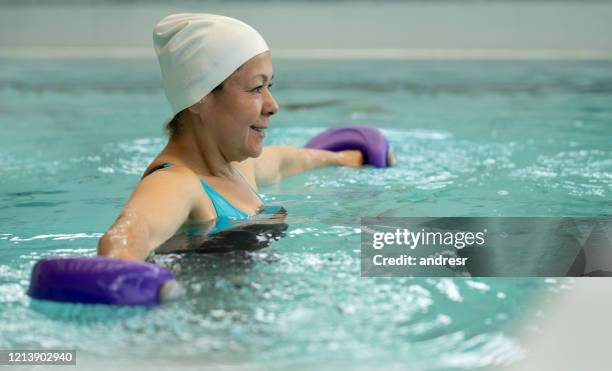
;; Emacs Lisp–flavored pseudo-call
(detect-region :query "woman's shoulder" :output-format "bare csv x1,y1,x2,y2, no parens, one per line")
143,155,186,177
139,162,216,221
138,160,201,196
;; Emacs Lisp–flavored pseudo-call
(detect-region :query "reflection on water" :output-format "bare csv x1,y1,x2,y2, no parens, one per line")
154,207,288,255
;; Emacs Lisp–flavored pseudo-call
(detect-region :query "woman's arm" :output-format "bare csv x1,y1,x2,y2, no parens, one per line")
97,167,204,261
252,146,363,185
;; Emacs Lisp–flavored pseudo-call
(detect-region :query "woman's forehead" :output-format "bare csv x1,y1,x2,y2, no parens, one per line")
232,52,273,82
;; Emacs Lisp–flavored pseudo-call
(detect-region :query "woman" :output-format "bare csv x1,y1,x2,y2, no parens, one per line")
97,14,363,261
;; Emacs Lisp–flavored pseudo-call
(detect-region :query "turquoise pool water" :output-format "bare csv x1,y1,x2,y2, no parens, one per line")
1,59,611,370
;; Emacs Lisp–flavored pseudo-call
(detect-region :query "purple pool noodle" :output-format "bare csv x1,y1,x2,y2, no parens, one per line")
28,257,175,306
304,125,390,168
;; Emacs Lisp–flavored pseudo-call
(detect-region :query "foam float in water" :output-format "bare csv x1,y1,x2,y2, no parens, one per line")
28,257,182,306
304,125,395,168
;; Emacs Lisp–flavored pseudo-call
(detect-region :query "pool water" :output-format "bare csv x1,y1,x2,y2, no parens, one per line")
1,59,611,370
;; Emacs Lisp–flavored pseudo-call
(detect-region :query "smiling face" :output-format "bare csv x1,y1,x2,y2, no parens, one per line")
197,51,279,162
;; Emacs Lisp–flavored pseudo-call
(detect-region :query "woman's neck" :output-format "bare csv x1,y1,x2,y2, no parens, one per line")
163,121,235,179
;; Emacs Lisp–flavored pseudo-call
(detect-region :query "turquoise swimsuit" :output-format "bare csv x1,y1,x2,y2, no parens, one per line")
143,163,265,235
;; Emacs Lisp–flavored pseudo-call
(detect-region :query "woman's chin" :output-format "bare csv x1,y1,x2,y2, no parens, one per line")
250,145,263,158
240,144,263,160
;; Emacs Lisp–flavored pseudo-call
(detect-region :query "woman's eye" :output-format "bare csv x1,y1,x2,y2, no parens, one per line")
251,83,272,93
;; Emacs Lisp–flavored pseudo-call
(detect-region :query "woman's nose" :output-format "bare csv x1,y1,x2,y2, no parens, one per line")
264,89,279,116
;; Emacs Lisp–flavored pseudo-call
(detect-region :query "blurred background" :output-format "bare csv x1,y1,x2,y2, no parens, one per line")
1,0,612,60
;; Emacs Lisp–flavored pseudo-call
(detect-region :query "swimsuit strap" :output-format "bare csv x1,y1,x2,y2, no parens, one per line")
231,165,264,202
141,162,174,179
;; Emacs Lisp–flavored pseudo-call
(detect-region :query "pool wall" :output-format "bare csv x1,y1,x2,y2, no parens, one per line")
1,1,612,60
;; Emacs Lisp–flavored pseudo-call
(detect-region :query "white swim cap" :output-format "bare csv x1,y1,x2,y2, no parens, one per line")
153,13,269,115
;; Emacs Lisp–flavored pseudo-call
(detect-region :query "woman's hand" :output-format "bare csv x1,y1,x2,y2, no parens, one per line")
336,150,364,168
